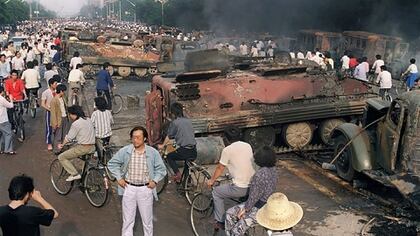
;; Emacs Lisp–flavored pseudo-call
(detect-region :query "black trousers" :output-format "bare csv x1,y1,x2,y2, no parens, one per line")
97,89,112,110
167,146,197,174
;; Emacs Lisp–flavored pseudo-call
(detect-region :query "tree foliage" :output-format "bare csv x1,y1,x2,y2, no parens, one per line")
0,0,55,25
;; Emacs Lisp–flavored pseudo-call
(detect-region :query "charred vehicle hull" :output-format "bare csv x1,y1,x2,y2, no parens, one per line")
146,66,377,155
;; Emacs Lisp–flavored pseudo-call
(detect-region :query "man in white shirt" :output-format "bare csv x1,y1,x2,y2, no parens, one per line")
297,51,305,59
21,61,40,99
69,51,83,70
11,52,25,71
43,63,58,84
67,63,85,106
26,47,35,63
41,76,59,151
239,42,248,56
0,54,10,80
371,54,384,75
341,51,350,71
376,65,392,99
0,86,15,154
354,58,369,82
207,126,255,230
402,58,418,91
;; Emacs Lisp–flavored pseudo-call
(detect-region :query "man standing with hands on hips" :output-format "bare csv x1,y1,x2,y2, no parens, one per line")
108,126,166,236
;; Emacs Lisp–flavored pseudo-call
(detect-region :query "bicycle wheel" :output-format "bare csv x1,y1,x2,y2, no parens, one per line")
190,193,214,236
385,94,392,102
111,94,123,114
84,167,109,207
156,174,168,195
50,159,74,195
184,168,211,205
71,95,79,106
30,98,36,118
17,116,25,142
103,149,116,181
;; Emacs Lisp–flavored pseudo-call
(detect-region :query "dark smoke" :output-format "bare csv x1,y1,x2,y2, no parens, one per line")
168,0,420,40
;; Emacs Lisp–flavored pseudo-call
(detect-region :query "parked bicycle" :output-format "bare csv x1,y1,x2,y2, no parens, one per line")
97,89,123,115
50,144,109,207
156,144,211,204
190,178,267,236
11,100,25,142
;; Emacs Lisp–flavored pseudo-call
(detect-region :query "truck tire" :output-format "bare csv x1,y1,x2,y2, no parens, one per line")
283,122,313,149
117,67,131,77
333,134,355,181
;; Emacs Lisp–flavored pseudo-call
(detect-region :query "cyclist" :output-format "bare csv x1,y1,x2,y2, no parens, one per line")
50,84,68,152
225,146,278,236
207,126,256,230
69,51,82,70
375,65,392,100
401,58,418,91
58,105,95,182
67,63,85,106
4,70,26,132
0,86,15,155
91,97,114,162
96,62,114,110
41,76,59,151
21,61,40,104
158,102,197,183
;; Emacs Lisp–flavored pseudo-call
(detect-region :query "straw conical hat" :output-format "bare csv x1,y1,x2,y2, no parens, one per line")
256,192,303,231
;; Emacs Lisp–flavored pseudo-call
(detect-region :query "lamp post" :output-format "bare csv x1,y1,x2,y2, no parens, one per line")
156,0,167,26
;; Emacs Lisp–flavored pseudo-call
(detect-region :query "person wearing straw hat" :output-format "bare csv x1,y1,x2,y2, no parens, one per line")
256,192,304,236
225,146,278,236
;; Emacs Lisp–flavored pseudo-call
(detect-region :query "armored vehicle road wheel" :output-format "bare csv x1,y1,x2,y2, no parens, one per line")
134,68,148,78
333,134,355,181
148,67,158,75
117,67,131,77
283,122,313,149
319,119,345,145
243,126,276,149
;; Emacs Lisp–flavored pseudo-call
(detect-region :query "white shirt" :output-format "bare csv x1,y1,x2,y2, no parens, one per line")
239,44,248,55
26,50,35,62
69,57,83,70
251,47,259,57
372,59,384,74
91,110,114,138
11,57,25,71
289,52,296,59
341,55,350,70
44,70,58,83
297,52,304,59
68,69,85,83
376,70,392,89
354,63,368,81
219,141,255,188
0,61,10,78
406,64,418,74
0,95,13,123
59,97,67,117
41,88,54,109
21,68,40,89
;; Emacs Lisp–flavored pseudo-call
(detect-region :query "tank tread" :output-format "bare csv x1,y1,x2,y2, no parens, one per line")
274,144,328,154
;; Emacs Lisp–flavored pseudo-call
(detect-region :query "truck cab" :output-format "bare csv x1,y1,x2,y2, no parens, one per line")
332,90,420,209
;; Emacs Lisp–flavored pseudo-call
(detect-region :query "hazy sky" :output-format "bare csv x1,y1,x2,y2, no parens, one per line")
33,0,86,16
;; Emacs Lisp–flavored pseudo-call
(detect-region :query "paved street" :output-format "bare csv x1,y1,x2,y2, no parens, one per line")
0,80,417,236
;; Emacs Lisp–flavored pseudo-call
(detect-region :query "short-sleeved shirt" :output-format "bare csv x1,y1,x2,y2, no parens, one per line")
407,64,418,74
219,141,255,188
21,69,40,89
167,117,196,147
5,79,25,100
41,88,54,109
0,205,54,236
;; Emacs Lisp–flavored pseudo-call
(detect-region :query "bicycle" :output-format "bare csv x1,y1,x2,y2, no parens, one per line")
190,179,267,236
26,92,37,118
380,88,392,102
55,61,69,83
156,144,211,204
98,89,123,115
49,145,109,207
11,100,25,142
97,138,116,182
70,86,81,106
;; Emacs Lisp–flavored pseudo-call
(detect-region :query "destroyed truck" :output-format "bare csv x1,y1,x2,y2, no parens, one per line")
145,50,378,163
331,90,420,210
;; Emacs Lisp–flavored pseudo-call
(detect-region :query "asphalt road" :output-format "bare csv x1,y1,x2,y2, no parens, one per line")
0,80,417,236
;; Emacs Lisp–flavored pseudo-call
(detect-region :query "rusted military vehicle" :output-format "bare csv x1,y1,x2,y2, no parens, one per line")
297,30,343,52
145,50,378,159
331,90,420,209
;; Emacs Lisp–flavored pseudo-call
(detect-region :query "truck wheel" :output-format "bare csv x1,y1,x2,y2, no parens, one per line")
283,122,313,149
243,127,275,149
117,67,131,77
333,135,355,181
319,119,345,145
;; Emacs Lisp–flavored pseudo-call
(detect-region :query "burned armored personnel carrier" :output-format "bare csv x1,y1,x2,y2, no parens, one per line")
146,50,378,156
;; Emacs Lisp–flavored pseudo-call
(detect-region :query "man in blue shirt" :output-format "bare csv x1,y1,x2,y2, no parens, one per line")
96,62,114,110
